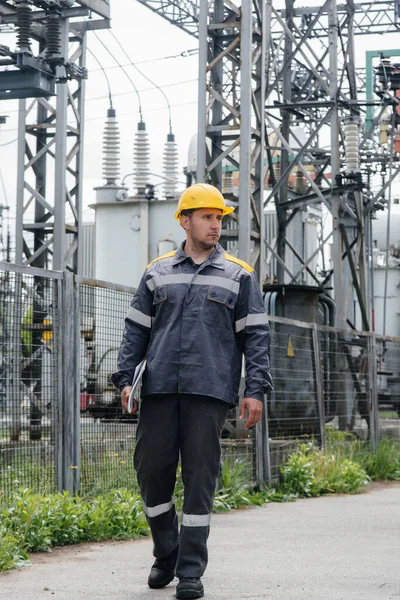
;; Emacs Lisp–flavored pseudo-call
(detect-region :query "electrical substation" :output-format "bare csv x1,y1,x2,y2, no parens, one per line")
0,1,399,495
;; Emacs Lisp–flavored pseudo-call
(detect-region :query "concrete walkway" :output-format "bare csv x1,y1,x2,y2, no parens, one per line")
1,483,400,600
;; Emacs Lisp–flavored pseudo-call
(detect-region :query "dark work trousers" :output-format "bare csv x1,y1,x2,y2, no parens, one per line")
134,394,229,579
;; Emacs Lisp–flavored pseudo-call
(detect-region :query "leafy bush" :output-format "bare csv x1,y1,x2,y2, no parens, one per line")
281,443,370,498
281,445,316,497
356,440,400,481
214,459,251,511
0,487,149,566
0,529,29,571
2,437,399,574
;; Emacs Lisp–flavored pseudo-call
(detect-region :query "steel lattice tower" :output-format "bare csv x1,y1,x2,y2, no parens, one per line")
138,0,400,331
0,1,110,272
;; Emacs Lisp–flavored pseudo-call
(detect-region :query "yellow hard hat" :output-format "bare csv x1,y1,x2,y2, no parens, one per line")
175,183,235,220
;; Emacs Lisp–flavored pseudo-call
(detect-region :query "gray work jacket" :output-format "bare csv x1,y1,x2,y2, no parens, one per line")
111,242,272,405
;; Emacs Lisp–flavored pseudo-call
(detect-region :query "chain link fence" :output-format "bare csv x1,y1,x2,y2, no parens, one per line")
1,262,399,504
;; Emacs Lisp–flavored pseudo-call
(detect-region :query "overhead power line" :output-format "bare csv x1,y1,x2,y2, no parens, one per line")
90,48,198,73
108,29,174,133
93,30,143,120
0,137,18,147
87,46,114,109
1,78,197,116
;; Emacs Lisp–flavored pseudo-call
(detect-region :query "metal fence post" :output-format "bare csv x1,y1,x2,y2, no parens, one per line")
312,324,326,451
367,332,379,452
10,274,23,441
262,392,272,485
57,271,80,494
255,420,263,486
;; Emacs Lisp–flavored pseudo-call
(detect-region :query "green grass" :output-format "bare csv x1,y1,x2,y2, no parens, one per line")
324,428,400,481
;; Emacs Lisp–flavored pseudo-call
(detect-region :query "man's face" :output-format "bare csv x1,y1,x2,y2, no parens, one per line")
182,208,223,250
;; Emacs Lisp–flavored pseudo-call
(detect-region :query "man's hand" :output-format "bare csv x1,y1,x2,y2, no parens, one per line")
239,397,263,430
121,386,138,414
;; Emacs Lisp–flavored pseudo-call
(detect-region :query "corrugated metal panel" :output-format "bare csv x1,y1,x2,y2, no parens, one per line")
80,222,95,278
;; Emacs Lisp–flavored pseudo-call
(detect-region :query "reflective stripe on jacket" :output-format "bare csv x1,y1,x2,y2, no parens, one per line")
111,242,272,405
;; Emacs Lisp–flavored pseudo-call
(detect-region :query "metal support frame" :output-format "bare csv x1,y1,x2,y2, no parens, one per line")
312,323,326,451
196,0,266,269
140,0,399,311
1,3,108,272
137,1,400,39
367,333,379,452
10,18,89,271
57,270,80,494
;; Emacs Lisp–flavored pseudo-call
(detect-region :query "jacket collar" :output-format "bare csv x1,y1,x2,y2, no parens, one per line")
172,241,225,270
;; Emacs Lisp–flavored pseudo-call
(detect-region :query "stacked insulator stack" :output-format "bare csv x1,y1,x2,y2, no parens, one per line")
46,13,62,60
133,121,150,195
223,170,234,195
273,159,281,183
294,170,306,194
102,108,120,185
162,133,179,198
380,109,391,148
16,2,32,53
344,116,360,173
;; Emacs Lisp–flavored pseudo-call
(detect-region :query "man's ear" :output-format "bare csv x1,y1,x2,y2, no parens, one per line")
180,215,190,231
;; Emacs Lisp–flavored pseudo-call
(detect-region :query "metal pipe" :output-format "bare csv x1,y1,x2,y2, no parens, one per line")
196,0,207,183
270,291,278,317
264,291,271,314
53,17,69,271
319,294,335,327
238,0,252,264
382,112,394,337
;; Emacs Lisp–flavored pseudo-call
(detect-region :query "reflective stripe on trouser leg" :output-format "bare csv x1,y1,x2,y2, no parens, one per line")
134,395,180,558
176,395,229,579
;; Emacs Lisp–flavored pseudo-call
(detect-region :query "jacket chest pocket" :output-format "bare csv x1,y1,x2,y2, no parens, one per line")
206,286,236,309
153,285,168,305
204,286,236,331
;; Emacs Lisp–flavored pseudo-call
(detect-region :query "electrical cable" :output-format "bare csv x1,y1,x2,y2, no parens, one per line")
0,124,9,207
108,28,173,133
0,138,17,146
87,46,113,108
2,77,197,115
0,168,8,206
90,48,198,73
87,78,197,104
92,30,143,120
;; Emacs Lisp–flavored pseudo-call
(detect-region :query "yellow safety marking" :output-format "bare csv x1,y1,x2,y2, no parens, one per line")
147,250,176,268
287,336,294,357
42,318,52,344
224,253,254,273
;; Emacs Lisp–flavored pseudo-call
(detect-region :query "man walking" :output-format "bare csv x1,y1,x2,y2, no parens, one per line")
111,183,272,599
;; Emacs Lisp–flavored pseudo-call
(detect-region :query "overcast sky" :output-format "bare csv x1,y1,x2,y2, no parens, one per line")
0,1,399,235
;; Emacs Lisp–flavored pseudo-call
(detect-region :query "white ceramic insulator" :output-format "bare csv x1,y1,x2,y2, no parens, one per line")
133,122,150,194
223,171,234,195
163,134,179,198
102,110,120,185
294,170,306,194
344,118,360,173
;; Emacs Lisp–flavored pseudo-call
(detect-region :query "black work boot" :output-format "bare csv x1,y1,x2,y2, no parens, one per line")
148,545,178,589
176,578,204,599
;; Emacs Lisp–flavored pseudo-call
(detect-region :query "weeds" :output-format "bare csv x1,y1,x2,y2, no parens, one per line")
0,488,149,568
1,435,400,574
281,443,371,497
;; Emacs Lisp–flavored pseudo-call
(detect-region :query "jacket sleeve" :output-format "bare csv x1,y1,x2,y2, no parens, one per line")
110,271,153,392
235,270,273,401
